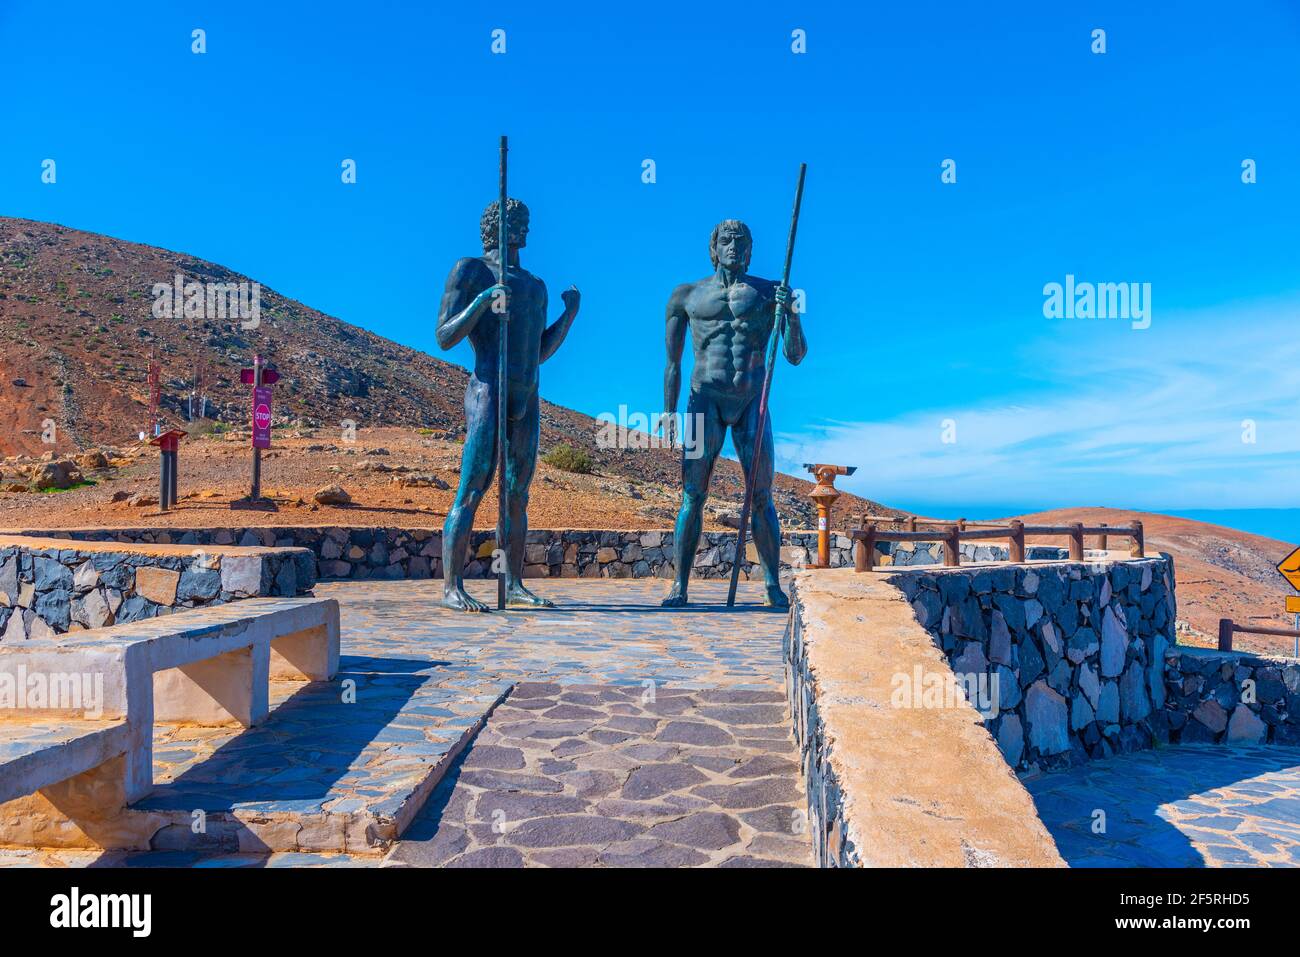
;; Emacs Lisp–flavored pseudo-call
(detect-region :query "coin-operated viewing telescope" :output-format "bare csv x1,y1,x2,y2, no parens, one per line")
804,464,857,569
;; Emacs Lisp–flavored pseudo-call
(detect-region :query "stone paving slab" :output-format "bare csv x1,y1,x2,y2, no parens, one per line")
1026,745,1300,867
386,682,812,868
318,578,789,689
0,848,375,868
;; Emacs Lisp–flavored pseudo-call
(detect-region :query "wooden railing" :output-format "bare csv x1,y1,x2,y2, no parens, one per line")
1217,618,1300,653
849,517,1144,571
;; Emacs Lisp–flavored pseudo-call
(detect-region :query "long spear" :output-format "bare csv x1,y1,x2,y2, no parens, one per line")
727,163,807,607
496,136,509,610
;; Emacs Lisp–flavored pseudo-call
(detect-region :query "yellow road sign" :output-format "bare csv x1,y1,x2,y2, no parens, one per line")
1280,547,1300,592
1288,596,1300,614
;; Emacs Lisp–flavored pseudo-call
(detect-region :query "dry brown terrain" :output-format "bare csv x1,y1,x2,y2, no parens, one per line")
0,425,892,533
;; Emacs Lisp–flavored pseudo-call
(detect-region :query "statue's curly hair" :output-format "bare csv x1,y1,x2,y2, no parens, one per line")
709,219,752,269
480,198,530,252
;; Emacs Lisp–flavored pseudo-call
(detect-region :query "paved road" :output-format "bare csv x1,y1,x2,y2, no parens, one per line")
1026,745,1300,867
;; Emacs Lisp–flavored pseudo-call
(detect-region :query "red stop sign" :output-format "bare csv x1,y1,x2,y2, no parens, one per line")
252,386,273,449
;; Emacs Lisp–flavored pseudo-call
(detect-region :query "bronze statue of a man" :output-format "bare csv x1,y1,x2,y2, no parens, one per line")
660,220,806,608
436,198,580,611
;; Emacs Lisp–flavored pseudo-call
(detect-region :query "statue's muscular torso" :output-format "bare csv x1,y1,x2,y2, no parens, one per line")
673,274,778,405
444,255,549,391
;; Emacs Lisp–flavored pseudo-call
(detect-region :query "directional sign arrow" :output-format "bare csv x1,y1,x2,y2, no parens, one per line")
1278,547,1300,592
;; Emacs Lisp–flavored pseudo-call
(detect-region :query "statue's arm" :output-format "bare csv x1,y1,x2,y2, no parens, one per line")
436,258,495,351
540,283,580,363
775,283,807,366
663,284,690,415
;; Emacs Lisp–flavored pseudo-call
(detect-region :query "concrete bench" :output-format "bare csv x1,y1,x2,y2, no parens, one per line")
0,596,339,804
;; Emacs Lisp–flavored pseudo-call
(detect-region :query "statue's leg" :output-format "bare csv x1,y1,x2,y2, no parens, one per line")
732,393,787,608
441,378,496,612
503,388,552,607
662,391,726,607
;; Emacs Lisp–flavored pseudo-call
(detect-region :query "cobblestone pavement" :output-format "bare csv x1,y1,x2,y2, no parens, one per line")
388,682,811,867
336,580,811,867
318,578,789,689
1026,745,1300,867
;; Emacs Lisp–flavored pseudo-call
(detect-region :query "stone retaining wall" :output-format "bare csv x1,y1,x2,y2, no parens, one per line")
892,556,1177,772
0,535,314,641
18,525,1076,582
891,542,1071,566
21,526,855,581
1158,646,1300,746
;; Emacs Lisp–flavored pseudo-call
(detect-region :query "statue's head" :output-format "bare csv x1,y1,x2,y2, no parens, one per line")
709,219,752,271
481,198,530,253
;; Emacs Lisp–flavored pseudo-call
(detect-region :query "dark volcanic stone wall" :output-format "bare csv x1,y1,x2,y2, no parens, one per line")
893,557,1177,772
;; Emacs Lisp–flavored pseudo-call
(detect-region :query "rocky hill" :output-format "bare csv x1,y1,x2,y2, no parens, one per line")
0,216,894,527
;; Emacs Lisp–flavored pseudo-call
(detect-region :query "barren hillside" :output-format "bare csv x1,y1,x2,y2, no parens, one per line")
0,216,894,529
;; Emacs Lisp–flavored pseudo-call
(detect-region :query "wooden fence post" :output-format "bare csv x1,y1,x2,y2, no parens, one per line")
1218,618,1234,652
1130,520,1145,558
1009,520,1025,563
855,525,876,572
1069,522,1084,560
944,525,961,567
1097,523,1109,551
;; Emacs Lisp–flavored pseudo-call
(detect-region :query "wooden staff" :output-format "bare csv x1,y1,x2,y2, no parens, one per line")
727,163,807,607
496,136,509,610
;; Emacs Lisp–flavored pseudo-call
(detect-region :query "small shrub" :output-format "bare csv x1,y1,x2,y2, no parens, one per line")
542,443,595,475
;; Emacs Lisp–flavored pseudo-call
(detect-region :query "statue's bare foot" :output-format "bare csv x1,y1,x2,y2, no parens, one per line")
506,581,554,608
443,585,491,613
765,583,790,609
661,584,689,608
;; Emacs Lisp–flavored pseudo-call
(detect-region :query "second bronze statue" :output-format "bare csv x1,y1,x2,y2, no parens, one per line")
435,198,581,612
659,219,808,609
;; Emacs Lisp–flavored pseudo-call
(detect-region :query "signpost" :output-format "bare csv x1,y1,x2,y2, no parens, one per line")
240,355,280,501
1277,547,1300,656
149,428,187,511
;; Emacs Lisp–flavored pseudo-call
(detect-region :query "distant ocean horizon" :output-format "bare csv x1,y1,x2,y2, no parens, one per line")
1162,509,1299,546
892,505,1300,546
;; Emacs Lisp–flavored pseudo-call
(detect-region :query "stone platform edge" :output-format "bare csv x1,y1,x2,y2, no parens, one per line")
9,525,1071,584
785,569,1065,868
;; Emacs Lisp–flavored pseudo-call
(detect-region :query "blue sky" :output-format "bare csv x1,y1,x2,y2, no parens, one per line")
1,0,1297,516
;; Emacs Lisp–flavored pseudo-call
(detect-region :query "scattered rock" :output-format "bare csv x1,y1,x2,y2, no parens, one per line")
29,460,84,490
313,484,352,506
393,473,450,489
74,450,109,470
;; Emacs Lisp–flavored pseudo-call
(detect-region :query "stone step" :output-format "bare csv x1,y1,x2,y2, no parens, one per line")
118,667,514,855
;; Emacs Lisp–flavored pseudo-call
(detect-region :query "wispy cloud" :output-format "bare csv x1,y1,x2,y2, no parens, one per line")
776,299,1300,511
